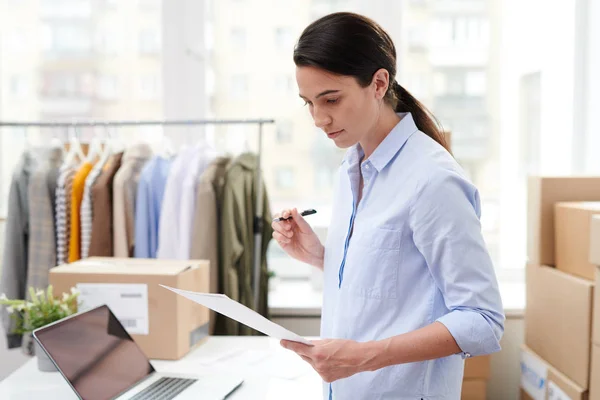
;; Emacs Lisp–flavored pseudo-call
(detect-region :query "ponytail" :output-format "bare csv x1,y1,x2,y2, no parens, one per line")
391,81,451,153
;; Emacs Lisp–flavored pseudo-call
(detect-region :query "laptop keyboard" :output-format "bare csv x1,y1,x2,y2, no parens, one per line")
130,377,197,400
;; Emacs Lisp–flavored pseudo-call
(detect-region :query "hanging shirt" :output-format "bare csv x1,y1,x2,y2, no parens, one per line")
156,146,195,259
89,152,124,257
113,144,152,258
80,158,108,258
321,113,505,400
27,147,63,291
56,165,76,266
178,145,217,259
68,162,94,262
134,155,172,259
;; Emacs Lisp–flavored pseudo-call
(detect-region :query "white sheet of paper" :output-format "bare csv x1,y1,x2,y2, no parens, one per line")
160,285,313,346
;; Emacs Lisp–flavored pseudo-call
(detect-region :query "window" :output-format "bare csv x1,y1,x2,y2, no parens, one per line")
466,71,486,96
137,75,161,100
432,16,489,47
315,168,333,190
275,27,294,51
407,26,427,50
138,0,160,9
9,76,28,99
42,24,92,55
139,29,160,55
40,0,92,18
275,167,295,189
276,121,293,144
230,75,248,99
95,25,122,55
0,0,595,301
274,75,294,96
4,29,27,53
230,27,246,51
97,75,119,100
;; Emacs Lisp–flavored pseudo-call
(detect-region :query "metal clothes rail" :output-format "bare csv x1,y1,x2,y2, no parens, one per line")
0,118,276,312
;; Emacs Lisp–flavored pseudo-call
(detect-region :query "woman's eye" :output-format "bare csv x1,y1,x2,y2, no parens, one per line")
304,101,312,107
326,98,338,104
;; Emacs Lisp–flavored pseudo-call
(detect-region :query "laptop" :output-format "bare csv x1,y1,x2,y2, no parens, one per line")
32,305,244,400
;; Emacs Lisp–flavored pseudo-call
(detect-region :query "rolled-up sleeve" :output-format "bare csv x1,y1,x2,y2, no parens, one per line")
409,169,505,357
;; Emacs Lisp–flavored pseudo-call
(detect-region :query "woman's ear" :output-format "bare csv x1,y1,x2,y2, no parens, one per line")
371,68,390,100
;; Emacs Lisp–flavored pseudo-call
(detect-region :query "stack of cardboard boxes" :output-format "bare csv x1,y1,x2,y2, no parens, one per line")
522,177,600,399
462,355,491,399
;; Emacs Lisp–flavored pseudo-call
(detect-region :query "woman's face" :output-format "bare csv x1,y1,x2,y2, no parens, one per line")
296,66,388,149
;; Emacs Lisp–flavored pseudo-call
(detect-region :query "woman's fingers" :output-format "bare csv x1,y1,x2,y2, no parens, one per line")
273,231,292,245
272,209,295,235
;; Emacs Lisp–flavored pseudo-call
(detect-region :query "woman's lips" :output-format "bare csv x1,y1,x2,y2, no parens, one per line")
327,129,344,139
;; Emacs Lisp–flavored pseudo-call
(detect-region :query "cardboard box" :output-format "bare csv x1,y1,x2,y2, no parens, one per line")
591,344,600,400
555,202,600,280
49,257,210,360
527,176,600,266
461,380,486,400
526,264,594,388
591,216,600,266
464,355,491,380
520,345,588,400
593,266,600,346
520,389,534,400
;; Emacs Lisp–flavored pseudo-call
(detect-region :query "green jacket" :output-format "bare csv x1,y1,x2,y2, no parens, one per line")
217,153,273,335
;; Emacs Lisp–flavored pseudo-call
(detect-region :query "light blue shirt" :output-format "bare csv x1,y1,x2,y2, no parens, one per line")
134,155,172,258
321,113,505,400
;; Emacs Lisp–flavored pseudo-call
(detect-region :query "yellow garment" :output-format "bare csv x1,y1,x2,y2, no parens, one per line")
68,162,93,262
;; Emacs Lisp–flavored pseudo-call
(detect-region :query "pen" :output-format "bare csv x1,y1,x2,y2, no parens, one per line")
272,209,317,222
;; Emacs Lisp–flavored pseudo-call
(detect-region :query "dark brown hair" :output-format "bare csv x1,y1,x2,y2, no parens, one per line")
294,12,449,152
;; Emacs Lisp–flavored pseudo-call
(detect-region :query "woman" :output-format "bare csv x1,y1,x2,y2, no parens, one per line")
272,12,505,400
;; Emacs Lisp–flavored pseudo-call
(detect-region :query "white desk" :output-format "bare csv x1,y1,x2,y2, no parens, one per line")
0,337,323,400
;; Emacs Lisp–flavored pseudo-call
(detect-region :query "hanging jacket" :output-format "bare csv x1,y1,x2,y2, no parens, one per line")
216,153,273,336
26,147,63,291
113,144,152,257
1,148,50,348
190,156,231,334
89,152,123,257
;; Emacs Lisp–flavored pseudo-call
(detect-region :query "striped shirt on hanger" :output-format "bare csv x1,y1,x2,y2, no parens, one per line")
55,165,76,266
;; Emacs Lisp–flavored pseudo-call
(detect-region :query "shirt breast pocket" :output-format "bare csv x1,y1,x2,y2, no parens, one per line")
345,226,401,300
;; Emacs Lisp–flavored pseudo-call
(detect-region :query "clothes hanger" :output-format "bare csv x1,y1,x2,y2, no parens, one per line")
160,133,175,158
85,130,103,164
64,125,86,166
50,127,62,149
106,125,126,154
95,125,112,167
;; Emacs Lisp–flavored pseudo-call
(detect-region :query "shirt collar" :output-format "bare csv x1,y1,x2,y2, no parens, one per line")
123,143,153,162
343,112,418,172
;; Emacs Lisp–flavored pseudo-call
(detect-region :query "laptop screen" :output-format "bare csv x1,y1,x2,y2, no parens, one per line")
34,305,155,400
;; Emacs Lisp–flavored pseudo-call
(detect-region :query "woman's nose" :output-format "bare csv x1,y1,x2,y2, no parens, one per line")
312,107,332,129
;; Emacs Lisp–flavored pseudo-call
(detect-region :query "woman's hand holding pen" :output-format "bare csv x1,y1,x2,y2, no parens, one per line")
271,208,325,269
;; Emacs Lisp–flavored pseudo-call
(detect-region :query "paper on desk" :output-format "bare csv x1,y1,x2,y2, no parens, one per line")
160,285,313,346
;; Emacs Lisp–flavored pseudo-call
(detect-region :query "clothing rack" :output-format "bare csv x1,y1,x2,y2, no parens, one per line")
0,118,276,312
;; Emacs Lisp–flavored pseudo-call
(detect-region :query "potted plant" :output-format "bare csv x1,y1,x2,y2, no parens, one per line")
0,285,80,372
